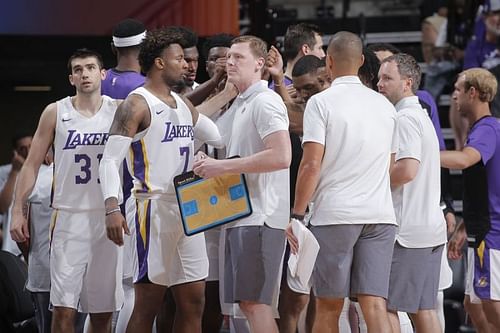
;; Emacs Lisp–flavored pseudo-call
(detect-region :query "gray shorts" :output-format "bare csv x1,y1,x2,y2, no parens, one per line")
387,242,444,313
310,223,396,299
224,224,286,305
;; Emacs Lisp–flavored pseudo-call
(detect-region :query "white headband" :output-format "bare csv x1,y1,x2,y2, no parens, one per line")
113,31,146,47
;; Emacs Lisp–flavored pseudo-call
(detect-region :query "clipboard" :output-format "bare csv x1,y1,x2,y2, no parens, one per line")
173,171,253,236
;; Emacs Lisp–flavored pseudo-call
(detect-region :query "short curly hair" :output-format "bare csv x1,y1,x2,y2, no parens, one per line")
139,27,185,74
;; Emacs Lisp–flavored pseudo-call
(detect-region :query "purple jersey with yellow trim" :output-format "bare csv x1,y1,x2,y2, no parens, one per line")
463,116,500,248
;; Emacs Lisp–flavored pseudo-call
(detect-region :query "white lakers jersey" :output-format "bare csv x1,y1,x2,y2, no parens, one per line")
52,96,118,211
126,87,194,199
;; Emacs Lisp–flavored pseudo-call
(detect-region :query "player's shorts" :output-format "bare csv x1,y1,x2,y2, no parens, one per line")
123,196,137,280
310,223,396,299
50,209,123,313
387,242,444,313
205,227,221,282
224,224,286,305
131,198,208,286
465,241,500,303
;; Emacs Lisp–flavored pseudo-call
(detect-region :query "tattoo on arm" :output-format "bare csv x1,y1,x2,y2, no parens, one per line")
22,202,29,219
110,104,133,136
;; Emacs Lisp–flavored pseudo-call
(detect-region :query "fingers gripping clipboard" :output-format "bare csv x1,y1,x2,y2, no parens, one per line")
173,170,253,236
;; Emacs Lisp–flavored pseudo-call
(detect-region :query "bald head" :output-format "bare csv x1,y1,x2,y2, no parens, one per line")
326,31,364,77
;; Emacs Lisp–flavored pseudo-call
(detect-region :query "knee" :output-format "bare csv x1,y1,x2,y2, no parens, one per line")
358,296,387,315
52,307,75,323
89,312,112,327
239,301,262,317
316,297,345,317
176,292,205,315
280,290,309,316
463,297,475,315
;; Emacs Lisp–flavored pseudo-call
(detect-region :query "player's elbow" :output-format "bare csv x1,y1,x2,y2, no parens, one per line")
452,159,472,170
301,160,321,176
275,148,292,170
391,168,417,186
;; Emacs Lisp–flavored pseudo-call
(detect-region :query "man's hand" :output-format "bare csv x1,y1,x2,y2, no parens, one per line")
266,46,284,80
213,57,227,82
11,150,25,172
286,222,299,254
445,212,456,236
448,223,466,260
222,80,238,98
10,208,29,243
287,85,300,102
193,152,228,178
105,211,130,246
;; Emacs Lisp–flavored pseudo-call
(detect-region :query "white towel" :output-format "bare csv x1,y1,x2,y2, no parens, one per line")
287,219,320,292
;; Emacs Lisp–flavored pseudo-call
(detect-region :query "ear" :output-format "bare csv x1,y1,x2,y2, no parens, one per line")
404,77,413,93
68,74,75,87
359,54,365,68
326,54,334,76
468,86,477,99
155,57,165,70
255,57,265,72
100,68,106,80
301,44,310,56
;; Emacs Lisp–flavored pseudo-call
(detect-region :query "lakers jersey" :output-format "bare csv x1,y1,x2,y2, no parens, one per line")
52,96,118,211
127,87,194,199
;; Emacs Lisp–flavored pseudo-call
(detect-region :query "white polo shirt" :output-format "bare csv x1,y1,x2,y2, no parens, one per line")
303,75,397,226
392,96,447,248
225,80,290,230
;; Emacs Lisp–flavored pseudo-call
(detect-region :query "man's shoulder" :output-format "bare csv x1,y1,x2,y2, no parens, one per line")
470,116,500,137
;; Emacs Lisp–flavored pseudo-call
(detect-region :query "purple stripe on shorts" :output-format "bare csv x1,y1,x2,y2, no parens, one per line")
135,200,151,281
131,140,149,193
474,243,492,299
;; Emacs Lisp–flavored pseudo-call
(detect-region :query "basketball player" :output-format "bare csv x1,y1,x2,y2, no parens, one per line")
101,18,147,333
102,18,146,99
443,68,500,332
98,27,225,333
10,48,123,333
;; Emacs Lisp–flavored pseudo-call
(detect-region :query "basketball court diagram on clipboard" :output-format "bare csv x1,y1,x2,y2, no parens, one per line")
174,171,253,235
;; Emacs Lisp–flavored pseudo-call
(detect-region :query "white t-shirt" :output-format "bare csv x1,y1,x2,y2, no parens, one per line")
392,96,447,248
0,164,11,229
302,76,397,226
225,80,290,230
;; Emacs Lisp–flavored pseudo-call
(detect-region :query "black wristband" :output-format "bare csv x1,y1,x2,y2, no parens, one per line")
290,212,305,221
